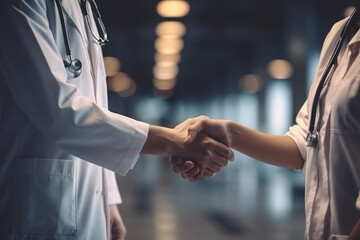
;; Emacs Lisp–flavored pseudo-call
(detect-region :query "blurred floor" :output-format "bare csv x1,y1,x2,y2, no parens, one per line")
116,156,305,240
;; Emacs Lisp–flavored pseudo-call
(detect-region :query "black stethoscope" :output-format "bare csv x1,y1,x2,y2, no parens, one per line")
54,0,108,78
306,8,360,148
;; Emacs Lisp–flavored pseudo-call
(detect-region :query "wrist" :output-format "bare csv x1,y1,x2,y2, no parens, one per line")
142,125,182,157
225,120,235,148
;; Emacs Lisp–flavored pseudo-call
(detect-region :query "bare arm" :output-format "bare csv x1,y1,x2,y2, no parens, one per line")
226,120,304,169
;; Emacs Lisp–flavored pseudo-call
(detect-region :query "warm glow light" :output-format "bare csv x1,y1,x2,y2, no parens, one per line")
155,37,184,54
156,61,177,67
153,78,177,90
153,64,179,80
103,56,121,77
155,53,181,65
267,59,293,79
157,0,190,18
117,80,136,97
240,74,263,93
344,6,356,17
156,21,186,37
107,72,132,92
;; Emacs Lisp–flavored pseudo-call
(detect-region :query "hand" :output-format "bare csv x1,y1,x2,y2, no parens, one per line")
141,117,233,177
169,157,202,182
109,205,126,240
170,117,233,181
170,116,233,181
176,129,234,176
182,116,231,146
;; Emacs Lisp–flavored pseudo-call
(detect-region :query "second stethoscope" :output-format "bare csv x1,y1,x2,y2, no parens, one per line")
306,8,360,148
54,0,108,78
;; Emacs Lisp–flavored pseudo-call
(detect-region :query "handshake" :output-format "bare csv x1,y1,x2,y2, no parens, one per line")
141,116,234,182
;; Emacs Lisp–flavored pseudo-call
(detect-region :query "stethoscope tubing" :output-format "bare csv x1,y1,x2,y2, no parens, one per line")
306,8,359,147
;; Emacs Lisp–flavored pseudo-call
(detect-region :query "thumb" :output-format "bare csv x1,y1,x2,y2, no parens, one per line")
184,121,205,144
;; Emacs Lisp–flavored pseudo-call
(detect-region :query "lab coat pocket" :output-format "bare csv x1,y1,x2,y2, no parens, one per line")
14,158,77,237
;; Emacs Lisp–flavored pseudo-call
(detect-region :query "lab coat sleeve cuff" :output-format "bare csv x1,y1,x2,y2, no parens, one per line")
113,122,149,176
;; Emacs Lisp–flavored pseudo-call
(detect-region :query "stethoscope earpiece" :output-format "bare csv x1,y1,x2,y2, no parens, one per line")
64,57,82,78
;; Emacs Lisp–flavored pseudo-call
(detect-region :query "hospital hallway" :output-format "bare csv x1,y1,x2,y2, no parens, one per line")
115,155,306,240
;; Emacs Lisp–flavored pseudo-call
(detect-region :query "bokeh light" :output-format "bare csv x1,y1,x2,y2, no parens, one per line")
103,56,121,77
240,74,264,93
156,0,190,18
153,78,177,90
156,21,186,38
107,72,132,93
155,37,184,54
153,64,179,80
154,53,182,65
267,59,293,79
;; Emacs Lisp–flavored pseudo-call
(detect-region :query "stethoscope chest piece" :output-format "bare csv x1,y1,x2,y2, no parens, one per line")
64,57,82,78
55,0,107,78
306,130,318,148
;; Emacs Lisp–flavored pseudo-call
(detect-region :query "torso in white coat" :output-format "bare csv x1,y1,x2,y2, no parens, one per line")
0,0,149,239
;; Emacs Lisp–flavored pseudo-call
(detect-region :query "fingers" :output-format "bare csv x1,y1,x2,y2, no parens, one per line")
204,168,216,178
213,142,235,161
174,161,195,174
185,128,198,144
169,157,185,166
189,172,203,182
181,166,201,179
169,158,202,181
182,133,233,178
184,117,208,144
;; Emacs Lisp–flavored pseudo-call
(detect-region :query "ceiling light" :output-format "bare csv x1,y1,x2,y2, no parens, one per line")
156,21,186,37
157,0,190,18
154,37,184,54
267,59,293,79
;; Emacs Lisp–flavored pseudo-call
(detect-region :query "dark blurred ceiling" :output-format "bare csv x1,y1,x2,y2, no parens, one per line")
97,0,356,103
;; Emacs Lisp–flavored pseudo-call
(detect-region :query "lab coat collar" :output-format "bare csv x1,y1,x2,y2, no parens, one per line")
58,0,87,45
348,28,360,48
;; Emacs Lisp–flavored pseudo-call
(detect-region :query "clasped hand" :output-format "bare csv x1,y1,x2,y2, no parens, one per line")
170,116,233,182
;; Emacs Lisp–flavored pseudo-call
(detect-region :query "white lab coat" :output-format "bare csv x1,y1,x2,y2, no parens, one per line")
0,0,149,239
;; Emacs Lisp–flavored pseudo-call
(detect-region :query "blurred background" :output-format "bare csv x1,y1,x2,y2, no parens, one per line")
97,0,357,239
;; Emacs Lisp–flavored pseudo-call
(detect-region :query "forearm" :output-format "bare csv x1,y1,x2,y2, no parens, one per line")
141,125,173,156
226,120,304,169
141,125,184,157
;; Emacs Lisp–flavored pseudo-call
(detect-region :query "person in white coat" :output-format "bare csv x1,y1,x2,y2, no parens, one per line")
0,1,234,240
171,4,360,240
